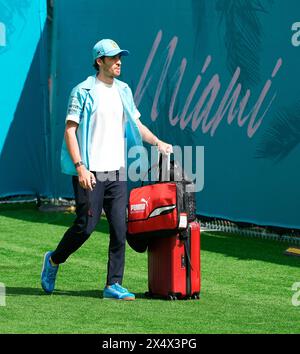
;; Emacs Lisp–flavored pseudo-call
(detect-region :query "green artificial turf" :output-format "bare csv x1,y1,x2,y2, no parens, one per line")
0,203,299,334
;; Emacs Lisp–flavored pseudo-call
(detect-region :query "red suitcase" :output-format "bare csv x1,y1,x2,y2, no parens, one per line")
146,221,201,300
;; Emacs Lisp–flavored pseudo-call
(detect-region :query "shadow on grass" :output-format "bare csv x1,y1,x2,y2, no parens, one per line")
6,287,102,298
0,203,109,233
6,287,148,300
201,231,300,268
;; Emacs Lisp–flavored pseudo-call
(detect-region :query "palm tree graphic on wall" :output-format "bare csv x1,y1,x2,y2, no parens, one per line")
216,0,298,162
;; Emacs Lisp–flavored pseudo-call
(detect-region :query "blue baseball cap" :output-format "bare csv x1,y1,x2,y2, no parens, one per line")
92,39,130,61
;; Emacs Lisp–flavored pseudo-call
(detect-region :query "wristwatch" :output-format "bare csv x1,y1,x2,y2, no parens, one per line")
74,160,84,168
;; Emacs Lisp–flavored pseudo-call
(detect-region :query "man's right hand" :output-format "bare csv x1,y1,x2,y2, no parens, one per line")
77,165,96,191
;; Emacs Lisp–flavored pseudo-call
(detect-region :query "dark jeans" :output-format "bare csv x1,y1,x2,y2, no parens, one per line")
51,171,127,286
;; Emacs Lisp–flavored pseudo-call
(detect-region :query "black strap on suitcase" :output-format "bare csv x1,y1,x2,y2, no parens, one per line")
180,226,192,297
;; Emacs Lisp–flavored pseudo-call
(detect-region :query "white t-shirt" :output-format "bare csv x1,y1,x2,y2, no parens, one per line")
66,78,141,172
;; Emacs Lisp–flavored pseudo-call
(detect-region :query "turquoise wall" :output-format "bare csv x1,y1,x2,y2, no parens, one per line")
0,0,49,197
50,0,300,228
1,0,300,229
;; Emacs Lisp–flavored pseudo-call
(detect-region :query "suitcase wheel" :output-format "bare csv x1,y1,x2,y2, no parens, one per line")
168,294,177,300
191,293,200,300
144,291,153,298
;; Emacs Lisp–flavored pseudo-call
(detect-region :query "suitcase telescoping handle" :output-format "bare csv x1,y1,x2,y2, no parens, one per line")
141,151,172,186
158,151,171,182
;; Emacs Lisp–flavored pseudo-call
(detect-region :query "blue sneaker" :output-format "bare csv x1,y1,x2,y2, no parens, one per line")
103,283,135,301
41,251,59,294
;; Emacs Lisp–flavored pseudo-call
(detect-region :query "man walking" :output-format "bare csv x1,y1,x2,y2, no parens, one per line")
41,39,172,300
